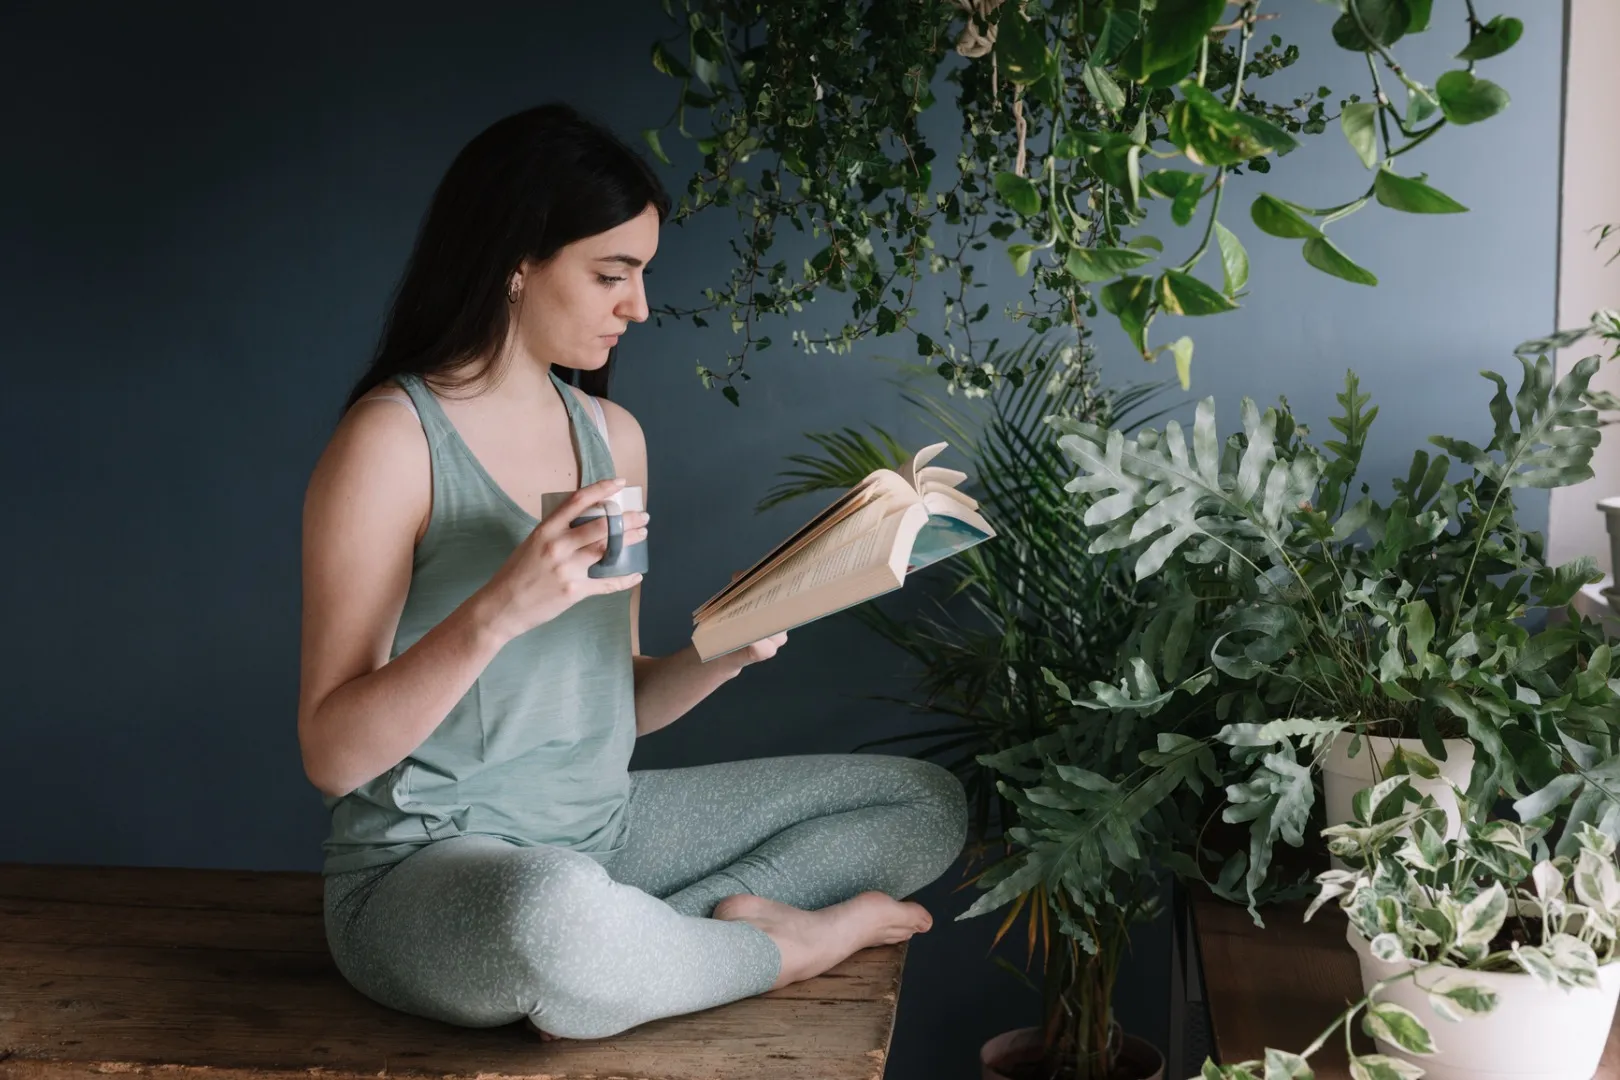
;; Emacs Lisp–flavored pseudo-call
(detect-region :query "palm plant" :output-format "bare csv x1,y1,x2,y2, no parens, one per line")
766,334,1175,1078
763,335,1167,844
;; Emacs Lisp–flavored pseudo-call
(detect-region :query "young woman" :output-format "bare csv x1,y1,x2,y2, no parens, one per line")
298,103,967,1041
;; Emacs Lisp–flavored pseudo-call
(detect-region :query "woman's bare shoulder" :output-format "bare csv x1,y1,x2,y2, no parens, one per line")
306,382,431,541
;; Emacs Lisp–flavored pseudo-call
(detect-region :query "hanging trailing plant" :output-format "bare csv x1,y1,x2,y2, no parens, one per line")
644,0,1523,402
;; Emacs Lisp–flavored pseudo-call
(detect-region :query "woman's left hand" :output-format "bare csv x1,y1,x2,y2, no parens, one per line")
707,570,787,673
731,631,788,669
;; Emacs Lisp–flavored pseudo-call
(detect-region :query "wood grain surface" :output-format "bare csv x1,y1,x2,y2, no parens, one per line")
0,862,906,1080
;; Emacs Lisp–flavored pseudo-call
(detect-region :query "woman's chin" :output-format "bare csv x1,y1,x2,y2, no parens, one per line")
550,353,610,376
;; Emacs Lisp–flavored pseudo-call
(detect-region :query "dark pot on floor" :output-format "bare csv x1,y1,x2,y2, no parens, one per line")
981,1026,1166,1080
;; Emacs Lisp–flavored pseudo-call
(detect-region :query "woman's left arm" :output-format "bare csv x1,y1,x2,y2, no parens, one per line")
599,399,787,737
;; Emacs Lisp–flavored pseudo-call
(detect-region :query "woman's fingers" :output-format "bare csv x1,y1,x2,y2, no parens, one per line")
593,571,643,594
547,476,629,527
556,510,649,555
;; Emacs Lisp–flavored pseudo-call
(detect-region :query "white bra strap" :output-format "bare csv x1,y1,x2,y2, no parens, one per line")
587,394,612,453
362,391,420,421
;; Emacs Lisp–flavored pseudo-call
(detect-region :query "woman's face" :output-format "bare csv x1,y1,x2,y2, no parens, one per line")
512,203,660,375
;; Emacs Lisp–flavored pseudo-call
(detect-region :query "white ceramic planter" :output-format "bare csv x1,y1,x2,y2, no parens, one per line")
1322,732,1473,869
1600,497,1620,607
1348,924,1620,1080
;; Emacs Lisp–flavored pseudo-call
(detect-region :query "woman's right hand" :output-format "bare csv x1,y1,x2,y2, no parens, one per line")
478,477,648,641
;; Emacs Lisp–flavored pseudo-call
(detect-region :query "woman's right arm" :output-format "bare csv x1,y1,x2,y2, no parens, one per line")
295,399,643,799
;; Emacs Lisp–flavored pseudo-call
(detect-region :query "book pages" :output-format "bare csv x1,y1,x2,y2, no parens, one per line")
704,498,891,620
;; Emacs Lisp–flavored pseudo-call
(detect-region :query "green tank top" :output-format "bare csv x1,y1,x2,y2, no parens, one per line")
320,370,637,876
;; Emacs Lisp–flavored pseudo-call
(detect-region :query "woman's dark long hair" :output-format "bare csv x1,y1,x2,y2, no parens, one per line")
343,103,671,414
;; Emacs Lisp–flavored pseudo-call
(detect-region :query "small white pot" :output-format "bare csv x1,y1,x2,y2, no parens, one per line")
1598,496,1620,607
1347,924,1620,1080
1322,732,1473,870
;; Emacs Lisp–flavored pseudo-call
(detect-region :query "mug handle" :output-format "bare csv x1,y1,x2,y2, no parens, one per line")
599,506,624,566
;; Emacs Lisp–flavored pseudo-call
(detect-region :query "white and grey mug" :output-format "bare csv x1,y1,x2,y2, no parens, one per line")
540,485,648,579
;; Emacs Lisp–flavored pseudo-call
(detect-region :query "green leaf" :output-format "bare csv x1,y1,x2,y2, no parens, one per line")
1251,194,1321,239
1082,63,1127,113
1349,1054,1425,1080
1426,973,1499,1021
1401,600,1435,664
1169,84,1298,167
641,128,672,166
994,8,1048,85
1214,221,1249,294
1514,774,1583,823
1141,0,1224,75
1303,236,1379,285
1100,275,1155,356
1364,1003,1436,1055
1169,336,1194,391
721,385,740,407
1408,81,1440,125
1436,70,1511,125
959,856,1042,919
995,171,1042,217
1263,1048,1313,1080
1534,557,1602,607
1341,102,1380,169
1158,270,1239,315
1052,132,1087,159
1407,0,1434,32
688,28,722,88
1143,169,1205,226
1095,8,1142,64
1007,243,1035,277
1456,882,1509,949
1332,0,1411,51
1066,246,1156,283
1375,169,1468,213
650,40,689,79
1457,15,1523,61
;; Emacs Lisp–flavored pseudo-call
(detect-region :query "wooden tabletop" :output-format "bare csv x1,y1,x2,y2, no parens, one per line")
0,862,906,1080
1192,889,1620,1079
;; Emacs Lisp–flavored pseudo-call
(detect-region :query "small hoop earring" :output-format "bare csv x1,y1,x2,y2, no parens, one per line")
507,274,522,304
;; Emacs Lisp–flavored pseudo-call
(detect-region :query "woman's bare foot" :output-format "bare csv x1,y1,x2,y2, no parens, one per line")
713,891,933,990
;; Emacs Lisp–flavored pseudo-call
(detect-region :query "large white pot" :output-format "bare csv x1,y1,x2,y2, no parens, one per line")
1323,733,1473,869
1348,924,1620,1080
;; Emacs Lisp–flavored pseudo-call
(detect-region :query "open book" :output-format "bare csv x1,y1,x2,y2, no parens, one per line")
690,442,997,661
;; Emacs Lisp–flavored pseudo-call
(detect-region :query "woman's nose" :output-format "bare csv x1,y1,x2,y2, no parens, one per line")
617,280,649,324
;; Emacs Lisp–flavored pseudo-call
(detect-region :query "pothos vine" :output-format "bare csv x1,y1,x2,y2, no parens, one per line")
643,1,1522,402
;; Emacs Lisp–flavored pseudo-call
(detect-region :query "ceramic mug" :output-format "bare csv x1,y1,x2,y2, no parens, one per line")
539,485,648,579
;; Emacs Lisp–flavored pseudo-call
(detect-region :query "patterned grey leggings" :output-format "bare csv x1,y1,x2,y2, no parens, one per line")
323,753,967,1039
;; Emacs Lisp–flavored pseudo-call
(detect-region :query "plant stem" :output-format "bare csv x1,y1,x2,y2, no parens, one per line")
1319,190,1372,227
1230,1,1259,104
1178,171,1227,273
1347,0,1414,86
1365,52,1394,161
1389,121,1447,159
1175,3,1250,274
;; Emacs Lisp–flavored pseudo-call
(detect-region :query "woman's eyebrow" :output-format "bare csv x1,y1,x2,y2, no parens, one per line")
595,254,645,268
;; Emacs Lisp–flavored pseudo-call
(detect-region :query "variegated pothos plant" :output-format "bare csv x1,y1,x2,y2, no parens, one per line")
1195,767,1620,1080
